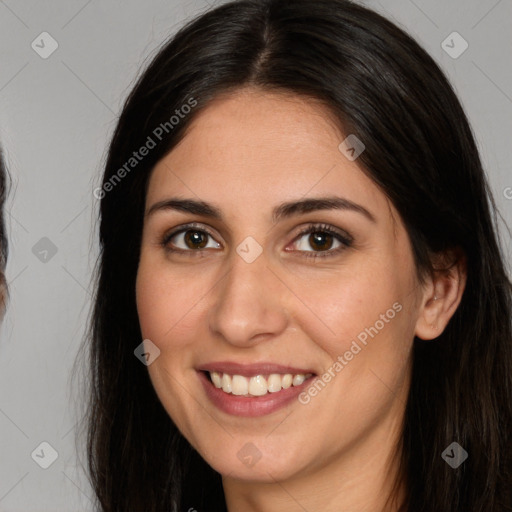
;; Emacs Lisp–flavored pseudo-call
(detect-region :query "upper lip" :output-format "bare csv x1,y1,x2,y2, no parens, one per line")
197,361,316,377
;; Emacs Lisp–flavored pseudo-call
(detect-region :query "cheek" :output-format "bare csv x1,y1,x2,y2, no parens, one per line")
135,256,209,351
298,274,413,424
136,252,177,345
292,264,415,417
135,265,166,342
135,260,203,433
292,261,408,353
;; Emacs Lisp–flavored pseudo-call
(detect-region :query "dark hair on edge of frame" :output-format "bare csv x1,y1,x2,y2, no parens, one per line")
0,146,9,315
83,0,512,510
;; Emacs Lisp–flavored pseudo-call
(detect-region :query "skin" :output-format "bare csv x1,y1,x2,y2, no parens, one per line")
136,87,466,512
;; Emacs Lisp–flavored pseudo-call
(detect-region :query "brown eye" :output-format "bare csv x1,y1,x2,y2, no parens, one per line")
161,223,221,253
308,232,335,251
291,223,353,259
183,230,209,249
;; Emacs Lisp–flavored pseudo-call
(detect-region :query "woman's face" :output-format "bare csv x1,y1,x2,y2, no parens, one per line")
136,88,428,483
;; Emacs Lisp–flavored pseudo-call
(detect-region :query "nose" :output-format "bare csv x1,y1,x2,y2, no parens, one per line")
208,247,290,348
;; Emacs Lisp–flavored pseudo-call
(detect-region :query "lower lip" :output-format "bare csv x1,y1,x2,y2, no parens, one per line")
198,371,316,417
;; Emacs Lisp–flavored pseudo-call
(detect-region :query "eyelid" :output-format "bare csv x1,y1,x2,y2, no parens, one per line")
290,223,353,246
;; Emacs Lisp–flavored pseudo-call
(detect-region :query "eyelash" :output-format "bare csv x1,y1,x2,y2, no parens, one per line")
160,222,353,259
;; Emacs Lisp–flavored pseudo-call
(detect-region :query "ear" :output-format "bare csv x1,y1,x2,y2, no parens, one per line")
415,248,467,340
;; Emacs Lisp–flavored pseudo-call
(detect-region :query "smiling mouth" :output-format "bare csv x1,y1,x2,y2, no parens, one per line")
204,371,315,397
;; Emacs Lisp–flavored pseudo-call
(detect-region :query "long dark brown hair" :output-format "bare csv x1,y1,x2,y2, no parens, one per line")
83,0,512,510
0,147,9,314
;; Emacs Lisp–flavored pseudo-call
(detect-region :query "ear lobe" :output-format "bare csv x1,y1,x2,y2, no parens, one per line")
415,250,467,340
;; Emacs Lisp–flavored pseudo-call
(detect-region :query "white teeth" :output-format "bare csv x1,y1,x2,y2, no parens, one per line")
267,373,282,393
211,371,222,388
282,374,293,389
231,375,248,395
249,375,268,396
208,371,313,396
292,374,305,386
221,373,232,393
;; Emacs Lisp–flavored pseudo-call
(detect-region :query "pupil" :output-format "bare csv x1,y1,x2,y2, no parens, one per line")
185,230,207,249
310,232,332,251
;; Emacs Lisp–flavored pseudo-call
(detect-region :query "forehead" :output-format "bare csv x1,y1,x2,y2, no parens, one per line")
146,87,389,222
179,87,345,158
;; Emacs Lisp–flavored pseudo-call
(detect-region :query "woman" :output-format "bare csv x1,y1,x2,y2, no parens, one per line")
85,0,512,510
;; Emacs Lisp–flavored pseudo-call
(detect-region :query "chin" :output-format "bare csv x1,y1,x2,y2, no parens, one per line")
195,434,312,483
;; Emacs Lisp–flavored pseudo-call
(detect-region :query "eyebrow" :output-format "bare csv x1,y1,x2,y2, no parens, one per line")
145,196,376,223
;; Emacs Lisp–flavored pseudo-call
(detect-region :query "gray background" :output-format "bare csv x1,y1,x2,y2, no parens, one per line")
0,0,510,510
